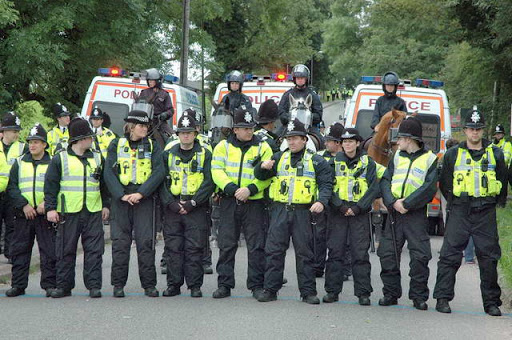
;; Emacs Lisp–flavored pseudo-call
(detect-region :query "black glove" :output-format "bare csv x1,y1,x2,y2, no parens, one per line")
168,201,182,213
181,200,195,212
280,113,289,126
350,205,361,216
339,206,349,215
159,112,170,121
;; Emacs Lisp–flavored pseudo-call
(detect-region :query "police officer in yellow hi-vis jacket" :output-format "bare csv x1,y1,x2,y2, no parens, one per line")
47,103,71,156
6,124,56,297
0,112,28,261
104,110,165,298
255,118,333,304
90,107,116,158
492,124,511,167
211,106,273,299
45,118,110,298
434,110,507,317
160,113,214,298
378,116,438,311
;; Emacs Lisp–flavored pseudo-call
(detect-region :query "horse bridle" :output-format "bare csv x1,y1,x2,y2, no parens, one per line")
371,117,398,157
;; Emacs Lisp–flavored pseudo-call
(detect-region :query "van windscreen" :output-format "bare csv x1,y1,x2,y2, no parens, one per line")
415,113,440,153
355,109,374,140
92,101,129,136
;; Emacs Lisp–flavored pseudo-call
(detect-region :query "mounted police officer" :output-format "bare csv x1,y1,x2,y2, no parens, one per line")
370,72,408,131
6,124,56,297
90,107,116,158
104,110,165,298
324,128,379,305
378,116,438,310
434,109,507,317
255,99,280,153
278,64,323,131
159,113,214,298
45,118,110,298
220,70,253,112
492,124,511,167
0,112,27,261
47,103,72,155
255,118,332,304
210,106,272,299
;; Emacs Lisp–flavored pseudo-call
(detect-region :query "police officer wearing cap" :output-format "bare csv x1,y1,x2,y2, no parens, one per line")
0,111,28,261
90,107,116,158
492,124,511,167
323,128,379,305
278,64,323,129
371,72,408,131
255,99,280,154
433,109,507,316
220,70,253,112
255,118,333,304
378,116,438,310
6,124,56,297
210,106,272,299
104,110,165,298
159,114,214,298
45,118,110,298
47,103,72,155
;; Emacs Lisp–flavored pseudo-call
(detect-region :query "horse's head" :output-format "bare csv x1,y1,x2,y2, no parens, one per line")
289,94,313,129
374,109,406,141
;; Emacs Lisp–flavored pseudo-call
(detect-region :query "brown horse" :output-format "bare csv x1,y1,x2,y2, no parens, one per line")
365,109,407,166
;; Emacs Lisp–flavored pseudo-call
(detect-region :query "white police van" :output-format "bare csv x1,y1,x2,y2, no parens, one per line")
80,67,202,136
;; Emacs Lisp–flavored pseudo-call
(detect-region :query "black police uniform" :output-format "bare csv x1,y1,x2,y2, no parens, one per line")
160,140,214,293
278,86,323,126
104,135,165,292
370,95,407,129
8,152,56,293
220,91,253,112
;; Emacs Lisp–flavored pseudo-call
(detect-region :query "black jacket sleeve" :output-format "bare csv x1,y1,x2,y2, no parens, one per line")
439,147,456,201
494,146,508,206
278,91,291,125
99,154,110,209
192,150,215,206
137,142,165,198
313,154,333,208
310,91,323,126
104,139,125,201
371,97,383,129
380,156,396,208
254,152,282,180
44,154,62,212
7,161,28,209
356,158,379,212
402,158,438,210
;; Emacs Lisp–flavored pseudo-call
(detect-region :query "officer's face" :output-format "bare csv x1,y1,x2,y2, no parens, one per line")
2,130,20,144
90,118,103,128
494,132,504,141
295,77,307,86
229,82,240,91
287,135,307,153
233,127,254,142
148,80,157,88
178,131,196,145
77,136,93,149
58,115,70,127
325,140,340,154
130,124,148,141
342,139,359,155
28,140,46,156
397,137,411,151
385,84,395,93
464,127,484,144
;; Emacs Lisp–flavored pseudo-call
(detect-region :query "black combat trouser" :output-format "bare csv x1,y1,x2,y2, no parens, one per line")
377,208,432,301
202,203,213,267
111,198,156,289
0,194,15,258
10,215,56,290
55,209,104,291
163,206,208,289
216,197,266,291
264,203,317,297
312,210,327,276
433,204,501,308
325,211,372,297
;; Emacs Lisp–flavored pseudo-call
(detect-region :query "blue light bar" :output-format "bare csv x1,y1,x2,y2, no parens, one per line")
164,74,179,83
361,76,382,84
415,78,444,88
244,73,253,81
98,67,126,77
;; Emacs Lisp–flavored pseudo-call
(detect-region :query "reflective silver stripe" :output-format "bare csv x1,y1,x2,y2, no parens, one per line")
61,186,100,192
62,176,84,181
225,161,240,168
18,177,33,183
212,156,225,162
211,165,224,169
62,151,70,176
0,172,9,177
20,187,43,194
347,178,354,201
117,138,131,158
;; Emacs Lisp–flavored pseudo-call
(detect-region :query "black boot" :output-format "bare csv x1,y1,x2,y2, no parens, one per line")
163,286,181,297
5,287,25,297
45,288,55,298
212,286,231,299
144,287,159,297
51,288,72,298
302,295,320,305
252,288,264,300
89,289,102,298
190,287,202,298
359,296,371,306
257,290,277,302
435,299,451,313
113,286,125,298
322,293,339,303
413,299,428,310
485,305,501,317
203,265,213,275
378,296,397,306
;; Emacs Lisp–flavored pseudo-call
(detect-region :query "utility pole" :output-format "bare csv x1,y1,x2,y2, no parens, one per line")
179,0,190,87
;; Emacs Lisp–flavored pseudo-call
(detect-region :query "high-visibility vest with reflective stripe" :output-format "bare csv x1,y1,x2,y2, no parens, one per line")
453,146,501,197
94,127,116,158
0,141,26,166
116,138,153,186
495,139,512,167
376,163,386,180
211,140,268,200
58,151,102,213
165,134,212,152
270,150,317,204
18,159,48,207
391,151,436,199
48,127,69,156
334,155,369,202
167,147,206,196
0,156,8,192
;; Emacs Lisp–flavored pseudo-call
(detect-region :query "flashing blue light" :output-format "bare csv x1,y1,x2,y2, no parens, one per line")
416,79,444,88
361,76,382,84
98,67,126,77
244,73,253,81
164,74,179,83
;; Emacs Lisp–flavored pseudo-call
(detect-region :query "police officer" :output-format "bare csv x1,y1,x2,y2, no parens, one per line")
378,116,438,310
104,110,165,298
323,128,379,305
221,70,253,112
370,72,408,131
492,124,511,167
0,112,27,261
255,118,333,304
45,118,110,298
278,64,323,129
47,103,72,155
255,99,280,153
159,114,214,297
211,106,272,299
6,124,56,297
90,107,116,158
433,110,507,316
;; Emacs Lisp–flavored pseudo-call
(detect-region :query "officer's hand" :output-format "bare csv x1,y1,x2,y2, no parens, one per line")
393,199,408,214
168,201,183,214
345,208,355,217
159,112,170,121
47,210,59,223
23,204,37,220
128,193,143,204
180,200,195,213
310,202,324,214
261,160,275,170
234,187,251,202
102,208,110,221
121,195,134,205
36,202,45,215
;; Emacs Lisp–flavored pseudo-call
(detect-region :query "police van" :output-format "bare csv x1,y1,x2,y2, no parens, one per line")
343,77,452,155
80,67,202,136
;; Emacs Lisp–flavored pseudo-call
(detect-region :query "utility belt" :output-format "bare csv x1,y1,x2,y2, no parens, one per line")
451,193,496,210
274,202,311,211
219,195,262,206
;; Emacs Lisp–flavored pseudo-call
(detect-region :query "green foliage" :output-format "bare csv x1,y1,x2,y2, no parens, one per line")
14,101,53,140
497,201,512,290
